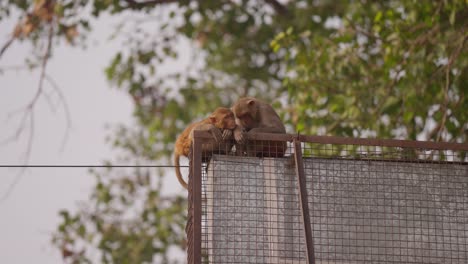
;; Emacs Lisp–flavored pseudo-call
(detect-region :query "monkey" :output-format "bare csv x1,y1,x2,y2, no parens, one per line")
232,97,287,157
174,107,237,189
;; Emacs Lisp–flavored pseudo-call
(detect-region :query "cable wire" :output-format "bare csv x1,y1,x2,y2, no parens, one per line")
0,165,188,168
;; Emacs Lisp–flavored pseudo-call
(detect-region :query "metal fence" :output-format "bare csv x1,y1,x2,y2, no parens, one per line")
187,131,468,264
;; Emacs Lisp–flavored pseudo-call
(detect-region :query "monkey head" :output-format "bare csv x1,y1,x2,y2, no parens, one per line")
232,97,258,129
209,107,237,130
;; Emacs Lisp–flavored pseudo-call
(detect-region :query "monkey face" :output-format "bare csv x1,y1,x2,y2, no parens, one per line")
233,97,258,130
210,107,237,130
236,113,255,129
223,112,237,130
224,115,237,129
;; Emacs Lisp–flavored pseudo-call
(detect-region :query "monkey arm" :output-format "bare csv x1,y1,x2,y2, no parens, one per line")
234,124,285,143
233,125,247,145
191,123,223,143
222,129,233,141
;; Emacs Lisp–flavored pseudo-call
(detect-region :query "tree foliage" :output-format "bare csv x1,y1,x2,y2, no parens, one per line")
1,0,466,263
272,1,467,141
54,168,186,263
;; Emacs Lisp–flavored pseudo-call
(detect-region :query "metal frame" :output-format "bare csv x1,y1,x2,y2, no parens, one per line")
293,139,316,264
188,130,468,264
191,136,203,264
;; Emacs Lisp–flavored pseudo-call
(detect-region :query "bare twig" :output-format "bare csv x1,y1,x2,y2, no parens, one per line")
1,28,50,150
45,74,72,152
41,89,58,113
0,37,16,60
123,0,179,9
435,33,466,141
436,68,450,142
22,111,35,163
0,104,31,146
0,168,28,202
0,24,55,202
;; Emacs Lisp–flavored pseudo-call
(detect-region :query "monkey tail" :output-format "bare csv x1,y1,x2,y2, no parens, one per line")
174,152,188,190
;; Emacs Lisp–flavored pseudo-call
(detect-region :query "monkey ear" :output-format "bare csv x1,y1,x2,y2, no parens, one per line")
209,116,217,123
247,99,255,106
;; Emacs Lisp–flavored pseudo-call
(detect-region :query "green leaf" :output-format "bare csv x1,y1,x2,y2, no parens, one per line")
381,97,401,115
374,11,383,23
78,225,86,237
59,210,70,220
403,111,414,123
449,9,456,25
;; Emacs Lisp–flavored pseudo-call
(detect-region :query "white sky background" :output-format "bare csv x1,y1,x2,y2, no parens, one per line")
0,14,148,263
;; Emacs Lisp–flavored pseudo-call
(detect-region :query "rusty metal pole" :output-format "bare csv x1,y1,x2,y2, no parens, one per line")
293,139,316,264
191,135,203,264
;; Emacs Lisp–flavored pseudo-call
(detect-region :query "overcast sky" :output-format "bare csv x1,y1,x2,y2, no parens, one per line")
0,14,136,263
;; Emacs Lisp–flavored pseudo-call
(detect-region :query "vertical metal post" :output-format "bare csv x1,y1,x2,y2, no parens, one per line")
293,139,316,264
191,136,203,264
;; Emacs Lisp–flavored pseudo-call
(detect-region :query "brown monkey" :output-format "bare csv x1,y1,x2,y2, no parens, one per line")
232,97,287,157
174,107,237,189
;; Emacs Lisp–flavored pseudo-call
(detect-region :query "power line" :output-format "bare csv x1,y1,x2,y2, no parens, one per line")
0,165,187,168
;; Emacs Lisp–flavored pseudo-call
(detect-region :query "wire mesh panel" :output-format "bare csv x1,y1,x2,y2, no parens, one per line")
302,142,468,264
203,154,306,263
187,131,468,264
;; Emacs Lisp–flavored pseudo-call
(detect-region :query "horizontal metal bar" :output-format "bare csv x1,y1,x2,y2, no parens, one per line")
192,130,468,151
298,135,468,151
192,130,293,141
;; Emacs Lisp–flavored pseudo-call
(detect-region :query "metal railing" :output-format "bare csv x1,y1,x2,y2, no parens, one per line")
187,131,468,264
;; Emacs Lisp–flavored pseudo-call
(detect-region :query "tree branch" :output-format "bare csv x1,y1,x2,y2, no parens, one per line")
123,0,290,15
0,168,28,202
0,37,15,60
264,0,289,16
123,0,179,9
0,24,54,202
435,33,467,142
45,74,72,152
